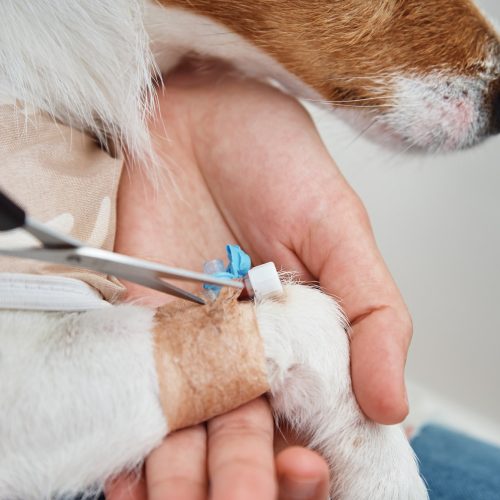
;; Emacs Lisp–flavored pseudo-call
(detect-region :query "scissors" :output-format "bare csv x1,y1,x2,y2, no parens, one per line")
0,189,243,305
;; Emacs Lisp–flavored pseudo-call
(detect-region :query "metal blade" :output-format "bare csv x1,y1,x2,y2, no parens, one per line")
0,246,243,290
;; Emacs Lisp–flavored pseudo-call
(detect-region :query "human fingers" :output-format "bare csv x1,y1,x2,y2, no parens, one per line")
145,425,208,500
276,447,330,500
349,294,411,424
296,179,412,424
275,155,411,423
207,397,276,500
184,82,411,424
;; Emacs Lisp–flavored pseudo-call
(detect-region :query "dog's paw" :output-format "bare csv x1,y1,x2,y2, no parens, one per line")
255,283,428,499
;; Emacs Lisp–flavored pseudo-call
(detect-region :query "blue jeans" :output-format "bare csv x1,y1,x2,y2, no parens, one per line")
411,425,500,500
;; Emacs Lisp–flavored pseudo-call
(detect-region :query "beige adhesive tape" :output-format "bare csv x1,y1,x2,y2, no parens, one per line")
153,288,269,432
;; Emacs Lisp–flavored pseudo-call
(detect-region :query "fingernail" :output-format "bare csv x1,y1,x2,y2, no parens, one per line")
279,477,322,500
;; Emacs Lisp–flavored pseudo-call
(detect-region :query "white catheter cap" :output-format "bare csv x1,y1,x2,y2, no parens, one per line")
247,262,283,300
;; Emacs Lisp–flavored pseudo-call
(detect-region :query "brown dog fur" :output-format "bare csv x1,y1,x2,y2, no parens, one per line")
161,0,500,108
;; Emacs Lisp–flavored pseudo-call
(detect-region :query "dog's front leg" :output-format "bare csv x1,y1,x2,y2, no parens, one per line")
0,305,167,500
0,291,265,500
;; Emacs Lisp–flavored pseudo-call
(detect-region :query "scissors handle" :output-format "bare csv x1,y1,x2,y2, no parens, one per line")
0,189,26,231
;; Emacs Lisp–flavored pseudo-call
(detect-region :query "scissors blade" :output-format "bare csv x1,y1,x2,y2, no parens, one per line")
0,190,241,303
127,275,206,305
72,247,244,289
0,246,243,290
24,217,81,249
0,247,207,304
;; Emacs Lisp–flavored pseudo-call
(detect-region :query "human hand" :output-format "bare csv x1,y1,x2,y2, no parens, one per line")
107,63,412,499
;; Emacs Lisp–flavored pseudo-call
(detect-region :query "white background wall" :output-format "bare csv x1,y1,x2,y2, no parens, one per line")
310,0,500,424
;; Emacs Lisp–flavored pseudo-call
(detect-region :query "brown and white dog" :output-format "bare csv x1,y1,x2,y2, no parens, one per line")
0,1,499,499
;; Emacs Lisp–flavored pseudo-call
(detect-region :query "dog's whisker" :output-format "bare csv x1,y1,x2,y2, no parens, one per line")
343,116,381,148
303,96,395,104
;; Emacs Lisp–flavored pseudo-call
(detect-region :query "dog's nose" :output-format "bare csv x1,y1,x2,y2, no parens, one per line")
490,77,500,135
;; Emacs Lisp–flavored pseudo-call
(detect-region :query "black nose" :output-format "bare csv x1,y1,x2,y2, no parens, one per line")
490,77,500,135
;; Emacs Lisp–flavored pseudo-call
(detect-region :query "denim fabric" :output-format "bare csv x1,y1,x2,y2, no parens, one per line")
411,424,500,500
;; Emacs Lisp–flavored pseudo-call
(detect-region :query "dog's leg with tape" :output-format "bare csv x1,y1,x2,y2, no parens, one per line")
0,289,269,499
0,284,427,500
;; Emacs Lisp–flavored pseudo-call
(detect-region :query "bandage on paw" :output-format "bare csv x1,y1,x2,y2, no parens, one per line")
153,287,269,432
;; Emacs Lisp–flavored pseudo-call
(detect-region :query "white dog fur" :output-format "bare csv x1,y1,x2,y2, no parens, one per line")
0,284,428,499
